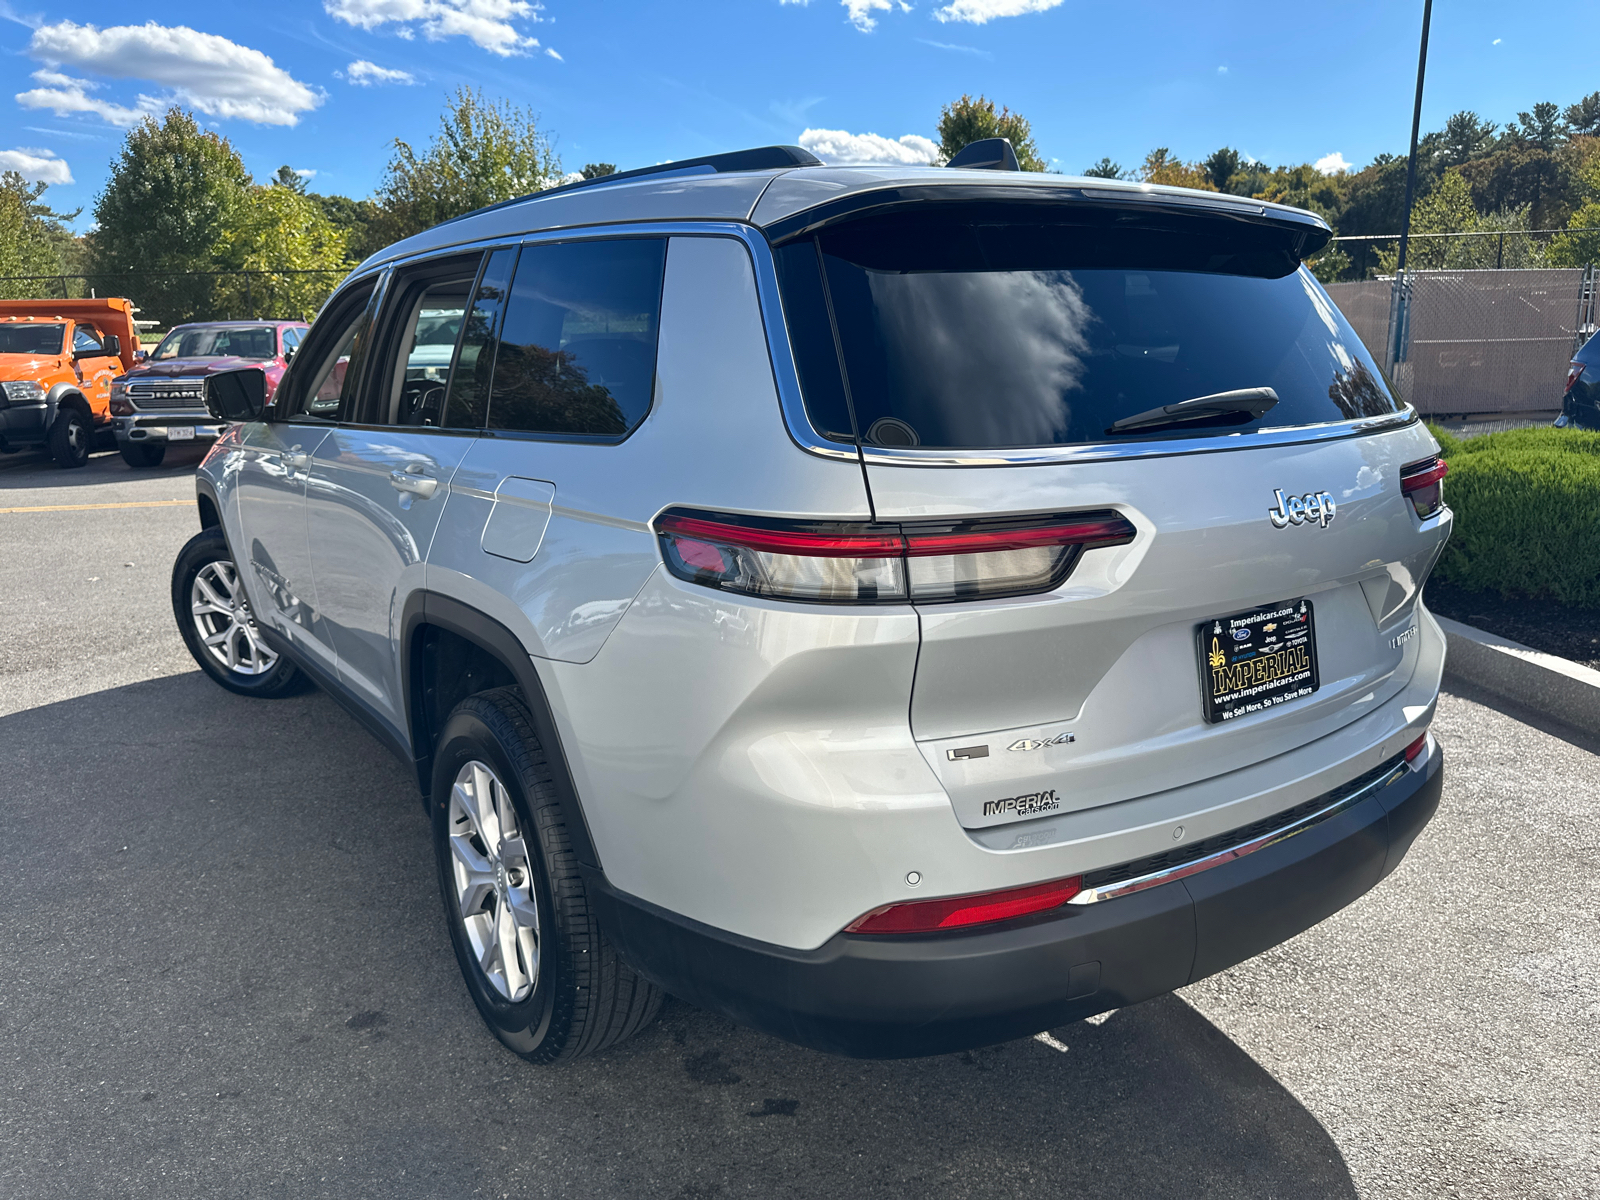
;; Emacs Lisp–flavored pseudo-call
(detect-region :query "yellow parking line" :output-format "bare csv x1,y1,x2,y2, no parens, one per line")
0,499,196,514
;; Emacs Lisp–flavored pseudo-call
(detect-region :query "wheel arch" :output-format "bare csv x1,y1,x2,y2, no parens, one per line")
194,478,223,530
44,383,90,424
401,590,601,870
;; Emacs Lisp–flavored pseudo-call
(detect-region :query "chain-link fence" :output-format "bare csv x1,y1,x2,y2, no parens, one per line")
0,269,350,333
1331,228,1600,279
1326,266,1598,416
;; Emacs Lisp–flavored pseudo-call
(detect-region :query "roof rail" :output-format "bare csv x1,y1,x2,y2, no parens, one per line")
436,145,823,230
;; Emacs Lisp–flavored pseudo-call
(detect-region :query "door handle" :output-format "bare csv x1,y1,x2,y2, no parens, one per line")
390,466,438,499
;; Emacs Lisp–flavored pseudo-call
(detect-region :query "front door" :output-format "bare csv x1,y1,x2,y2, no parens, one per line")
232,279,377,678
303,255,485,733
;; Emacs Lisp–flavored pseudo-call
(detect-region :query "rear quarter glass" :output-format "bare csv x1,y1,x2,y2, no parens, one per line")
774,211,1400,451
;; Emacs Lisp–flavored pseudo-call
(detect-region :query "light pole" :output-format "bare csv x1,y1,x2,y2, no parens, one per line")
1389,0,1433,374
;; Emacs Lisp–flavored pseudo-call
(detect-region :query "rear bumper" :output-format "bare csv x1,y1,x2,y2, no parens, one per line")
592,745,1442,1058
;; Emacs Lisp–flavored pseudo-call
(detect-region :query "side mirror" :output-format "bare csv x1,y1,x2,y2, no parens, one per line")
102,334,122,358
283,344,296,362
204,367,267,422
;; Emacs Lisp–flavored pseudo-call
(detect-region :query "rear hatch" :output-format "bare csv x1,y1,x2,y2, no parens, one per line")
770,194,1450,830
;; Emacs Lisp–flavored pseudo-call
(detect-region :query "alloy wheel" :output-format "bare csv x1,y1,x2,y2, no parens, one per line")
447,760,541,1002
189,559,279,676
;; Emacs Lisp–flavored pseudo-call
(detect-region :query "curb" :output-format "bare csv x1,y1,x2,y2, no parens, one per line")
1437,614,1600,735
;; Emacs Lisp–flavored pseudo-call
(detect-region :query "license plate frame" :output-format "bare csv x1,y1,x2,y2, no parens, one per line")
166,426,196,442
1197,598,1319,723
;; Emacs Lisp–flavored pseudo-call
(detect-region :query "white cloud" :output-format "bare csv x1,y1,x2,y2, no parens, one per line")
1217,65,1228,73
325,0,544,57
0,147,73,184
25,21,321,126
935,0,1063,23
918,38,992,57
1314,152,1351,175
15,69,156,126
294,167,317,179
1492,37,1502,45
346,59,417,85
842,0,892,31
545,46,562,60
799,128,940,166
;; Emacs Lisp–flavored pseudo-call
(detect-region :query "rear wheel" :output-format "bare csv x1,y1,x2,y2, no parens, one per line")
432,688,662,1064
171,528,304,697
120,441,167,468
48,406,90,468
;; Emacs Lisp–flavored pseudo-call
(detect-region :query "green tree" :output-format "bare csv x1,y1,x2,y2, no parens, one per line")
1203,147,1242,191
92,108,252,323
1439,111,1499,168
1139,148,1216,191
1548,159,1600,267
580,163,617,180
214,186,352,320
376,87,562,243
1081,157,1127,179
0,173,81,296
936,95,1046,172
1507,102,1564,151
1565,92,1600,139
1458,145,1569,229
313,194,385,263
1376,171,1482,272
271,165,308,193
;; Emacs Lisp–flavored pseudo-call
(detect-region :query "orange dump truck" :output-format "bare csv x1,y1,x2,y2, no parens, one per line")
0,298,141,468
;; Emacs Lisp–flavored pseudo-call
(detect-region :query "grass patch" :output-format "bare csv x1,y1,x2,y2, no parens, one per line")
1424,423,1600,610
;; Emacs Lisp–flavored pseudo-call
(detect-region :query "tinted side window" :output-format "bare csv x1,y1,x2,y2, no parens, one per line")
73,326,103,353
444,247,518,429
280,280,376,422
488,238,666,439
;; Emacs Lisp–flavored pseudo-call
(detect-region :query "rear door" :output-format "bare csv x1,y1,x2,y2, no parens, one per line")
303,254,482,731
773,204,1451,830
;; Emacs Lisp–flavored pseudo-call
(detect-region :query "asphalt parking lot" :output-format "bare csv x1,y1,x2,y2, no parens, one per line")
3,447,1597,1199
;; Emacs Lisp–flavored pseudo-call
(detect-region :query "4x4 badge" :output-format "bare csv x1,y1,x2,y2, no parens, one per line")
1008,733,1076,751
1268,488,1337,529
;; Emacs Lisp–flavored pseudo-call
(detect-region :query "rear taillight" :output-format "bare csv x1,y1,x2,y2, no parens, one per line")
1400,456,1448,520
655,509,1136,605
1566,360,1586,393
846,876,1084,934
1403,731,1428,763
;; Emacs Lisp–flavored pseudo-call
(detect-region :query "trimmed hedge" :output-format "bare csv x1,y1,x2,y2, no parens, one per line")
1426,424,1600,610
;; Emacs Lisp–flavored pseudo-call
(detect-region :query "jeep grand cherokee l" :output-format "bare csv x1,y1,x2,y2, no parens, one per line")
171,142,1449,1063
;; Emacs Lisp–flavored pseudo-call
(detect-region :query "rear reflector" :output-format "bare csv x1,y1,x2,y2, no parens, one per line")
655,508,1136,606
1567,360,1585,394
1400,456,1448,520
1403,731,1428,763
846,876,1084,934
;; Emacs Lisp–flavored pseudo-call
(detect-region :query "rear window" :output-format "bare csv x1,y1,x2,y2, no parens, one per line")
774,211,1400,450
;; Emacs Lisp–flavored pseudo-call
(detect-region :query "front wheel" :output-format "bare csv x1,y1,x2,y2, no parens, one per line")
171,528,304,697
48,407,90,468
120,441,167,468
432,688,663,1064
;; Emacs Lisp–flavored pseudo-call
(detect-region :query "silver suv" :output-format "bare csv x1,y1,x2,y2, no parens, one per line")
171,142,1449,1064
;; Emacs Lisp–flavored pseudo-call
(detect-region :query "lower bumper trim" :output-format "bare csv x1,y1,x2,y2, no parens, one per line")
589,748,1444,1059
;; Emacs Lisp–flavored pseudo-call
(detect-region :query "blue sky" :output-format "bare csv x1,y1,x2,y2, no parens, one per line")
3,0,1596,231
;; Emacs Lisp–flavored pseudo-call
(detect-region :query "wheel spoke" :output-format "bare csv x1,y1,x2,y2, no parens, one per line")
194,575,230,611
449,836,495,915
472,764,501,846
505,888,539,933
497,901,528,997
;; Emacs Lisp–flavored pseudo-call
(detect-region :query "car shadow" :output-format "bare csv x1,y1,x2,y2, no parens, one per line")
0,442,210,487
0,672,1358,1199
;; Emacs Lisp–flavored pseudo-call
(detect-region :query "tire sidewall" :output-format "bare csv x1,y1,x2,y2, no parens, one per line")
431,704,563,1057
51,408,90,468
171,529,298,696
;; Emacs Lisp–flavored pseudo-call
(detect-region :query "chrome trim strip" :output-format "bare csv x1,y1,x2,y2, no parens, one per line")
1066,758,1415,906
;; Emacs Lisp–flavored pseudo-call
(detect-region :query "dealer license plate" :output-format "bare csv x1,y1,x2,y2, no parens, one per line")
167,426,195,442
1197,598,1319,723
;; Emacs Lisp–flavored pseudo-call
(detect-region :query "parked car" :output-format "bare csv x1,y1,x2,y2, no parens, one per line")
172,141,1450,1064
1557,328,1599,429
0,298,140,467
110,319,307,467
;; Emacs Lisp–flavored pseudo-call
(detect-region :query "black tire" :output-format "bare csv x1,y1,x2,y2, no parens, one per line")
170,528,305,698
48,405,91,468
432,688,663,1064
120,441,167,468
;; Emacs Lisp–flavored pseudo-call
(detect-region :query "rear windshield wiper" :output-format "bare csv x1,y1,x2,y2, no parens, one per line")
1107,387,1279,435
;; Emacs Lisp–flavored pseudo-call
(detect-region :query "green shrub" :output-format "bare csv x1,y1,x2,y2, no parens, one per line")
1432,425,1600,609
